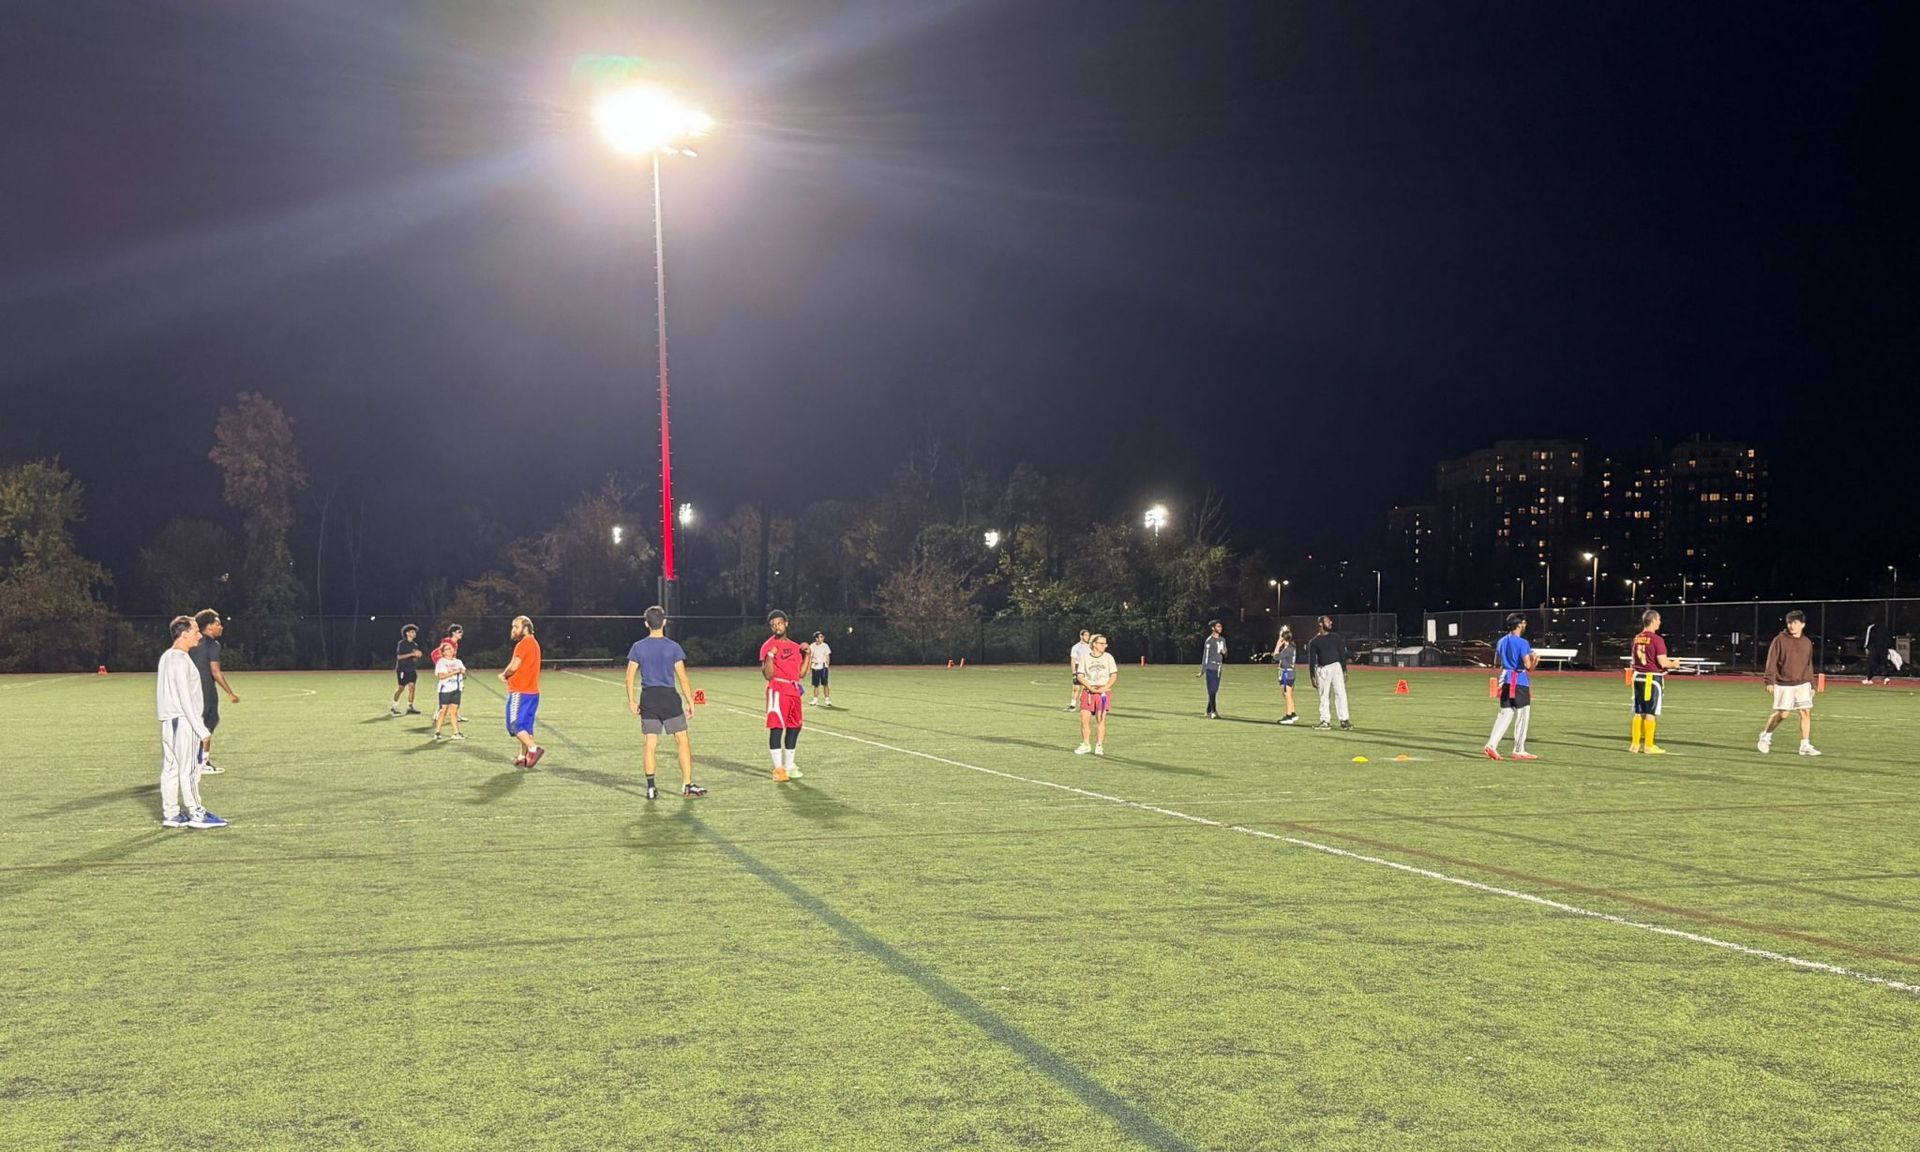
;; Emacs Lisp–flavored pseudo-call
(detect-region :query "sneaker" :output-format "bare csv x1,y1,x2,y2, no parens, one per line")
645,778,658,800
785,765,802,779
450,733,466,741
1280,714,1298,725
187,809,228,829
525,746,546,769
390,706,402,716
1799,744,1822,757
682,782,708,797
1643,745,1668,756
1205,711,1216,719
1511,752,1539,761
1757,735,1772,754
1629,745,1642,754
432,733,446,742
200,762,225,775
1483,746,1503,760
824,700,833,708
1339,720,1352,731
161,811,190,828
405,707,421,715
513,755,529,768
1861,678,1872,685
1074,743,1092,755
1063,704,1079,712
1093,744,1104,757
1314,722,1332,731
773,767,790,783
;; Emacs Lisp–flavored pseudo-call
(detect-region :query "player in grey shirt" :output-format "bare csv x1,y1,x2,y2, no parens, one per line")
1200,620,1227,718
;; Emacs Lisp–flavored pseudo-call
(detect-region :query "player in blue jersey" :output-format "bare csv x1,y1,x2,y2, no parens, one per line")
1484,613,1540,761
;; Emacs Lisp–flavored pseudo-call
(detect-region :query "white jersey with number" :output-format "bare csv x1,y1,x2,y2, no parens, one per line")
1082,653,1117,690
435,656,466,694
1070,641,1093,673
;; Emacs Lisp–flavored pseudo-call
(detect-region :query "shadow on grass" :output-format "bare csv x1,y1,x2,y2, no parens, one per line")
778,782,859,825
0,830,177,900
38,784,152,818
464,771,525,806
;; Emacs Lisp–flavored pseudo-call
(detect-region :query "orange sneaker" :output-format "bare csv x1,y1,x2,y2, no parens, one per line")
773,767,790,783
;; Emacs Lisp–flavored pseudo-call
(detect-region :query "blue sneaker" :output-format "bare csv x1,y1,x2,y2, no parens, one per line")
161,811,190,828
187,809,229,829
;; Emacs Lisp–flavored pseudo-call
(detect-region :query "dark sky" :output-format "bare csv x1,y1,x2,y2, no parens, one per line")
2,1,1913,602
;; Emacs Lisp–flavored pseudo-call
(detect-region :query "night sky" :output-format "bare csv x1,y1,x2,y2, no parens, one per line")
3,1,1913,605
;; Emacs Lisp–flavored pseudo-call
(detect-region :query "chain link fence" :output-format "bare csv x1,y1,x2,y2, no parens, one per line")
1422,598,1920,674
6,612,1399,674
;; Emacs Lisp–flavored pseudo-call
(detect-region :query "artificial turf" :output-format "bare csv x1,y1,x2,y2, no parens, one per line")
4,663,1918,1150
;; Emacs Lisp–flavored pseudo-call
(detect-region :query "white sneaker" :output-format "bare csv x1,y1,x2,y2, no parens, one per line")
785,764,802,779
1799,744,1822,757
1074,743,1091,755
1757,735,1772,754
1093,744,1105,757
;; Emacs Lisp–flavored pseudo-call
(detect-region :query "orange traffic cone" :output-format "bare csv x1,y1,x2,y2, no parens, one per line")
1488,676,1499,699
1395,679,1409,695
692,689,706,705
947,659,955,668
1816,673,1826,694
97,665,108,676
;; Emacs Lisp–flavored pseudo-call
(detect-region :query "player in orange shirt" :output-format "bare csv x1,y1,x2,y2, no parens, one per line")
499,615,546,768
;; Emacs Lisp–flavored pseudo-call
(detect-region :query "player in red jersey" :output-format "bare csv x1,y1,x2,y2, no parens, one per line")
1630,608,1680,754
760,609,808,782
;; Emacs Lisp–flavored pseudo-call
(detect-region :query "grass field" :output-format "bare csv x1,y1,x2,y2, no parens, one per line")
5,662,1919,1150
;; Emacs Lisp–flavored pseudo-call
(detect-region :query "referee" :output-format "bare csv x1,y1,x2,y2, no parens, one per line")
624,605,706,800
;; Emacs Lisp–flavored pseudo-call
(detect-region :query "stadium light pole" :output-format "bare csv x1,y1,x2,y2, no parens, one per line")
1372,570,1381,621
1582,551,1600,604
594,86,714,615
678,502,696,529
1269,578,1288,615
1144,504,1169,538
983,530,1001,549
1626,577,1639,603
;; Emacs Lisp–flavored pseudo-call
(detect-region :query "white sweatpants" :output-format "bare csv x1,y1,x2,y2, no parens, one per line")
159,717,203,818
1316,664,1350,724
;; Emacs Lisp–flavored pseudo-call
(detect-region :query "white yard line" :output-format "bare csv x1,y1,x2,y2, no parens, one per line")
558,670,1920,996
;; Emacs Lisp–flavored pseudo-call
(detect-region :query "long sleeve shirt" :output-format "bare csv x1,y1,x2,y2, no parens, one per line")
1763,632,1815,688
1201,635,1226,669
157,648,210,739
1306,632,1346,675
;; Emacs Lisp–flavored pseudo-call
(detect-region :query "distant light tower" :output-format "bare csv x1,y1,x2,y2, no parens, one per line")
983,530,1001,550
1269,578,1288,615
1582,551,1600,604
1143,505,1169,537
594,84,714,613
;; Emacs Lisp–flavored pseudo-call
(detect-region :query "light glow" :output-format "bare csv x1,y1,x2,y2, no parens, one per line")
594,87,714,156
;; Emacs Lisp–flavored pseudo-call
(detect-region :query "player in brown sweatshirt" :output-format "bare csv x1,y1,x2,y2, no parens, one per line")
1758,610,1820,756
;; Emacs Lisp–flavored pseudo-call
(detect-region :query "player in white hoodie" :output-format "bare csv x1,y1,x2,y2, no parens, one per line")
158,616,226,829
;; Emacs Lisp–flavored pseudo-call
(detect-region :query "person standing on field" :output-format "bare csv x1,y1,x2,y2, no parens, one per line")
158,616,226,829
1759,609,1821,757
1074,633,1119,756
626,605,706,799
500,615,545,769
1199,620,1227,719
808,630,834,707
1270,626,1299,725
392,624,427,716
1307,615,1351,731
1065,629,1092,711
190,609,239,773
1484,613,1540,760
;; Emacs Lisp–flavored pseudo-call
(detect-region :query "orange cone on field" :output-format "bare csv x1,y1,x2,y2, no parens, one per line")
1395,679,1409,695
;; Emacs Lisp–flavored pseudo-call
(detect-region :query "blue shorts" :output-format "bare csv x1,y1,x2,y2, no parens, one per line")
1278,669,1295,687
506,692,540,736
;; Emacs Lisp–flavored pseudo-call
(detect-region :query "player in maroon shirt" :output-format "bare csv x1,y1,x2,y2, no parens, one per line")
1630,609,1680,753
760,610,808,782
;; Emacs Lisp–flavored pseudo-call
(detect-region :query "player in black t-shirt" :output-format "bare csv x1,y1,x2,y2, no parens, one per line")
391,625,427,716
191,610,240,772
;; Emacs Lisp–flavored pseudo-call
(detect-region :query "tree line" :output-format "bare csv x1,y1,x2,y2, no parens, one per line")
2,395,1272,671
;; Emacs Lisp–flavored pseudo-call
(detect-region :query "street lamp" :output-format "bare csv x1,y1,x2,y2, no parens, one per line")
611,525,624,545
1625,577,1639,603
983,530,1001,550
1372,569,1381,620
1269,578,1288,615
1541,560,1551,613
1143,504,1169,537
1582,551,1600,604
594,85,714,614
1891,565,1900,594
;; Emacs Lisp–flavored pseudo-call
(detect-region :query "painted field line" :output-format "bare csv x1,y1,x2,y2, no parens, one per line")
560,671,1920,995
720,700,1920,998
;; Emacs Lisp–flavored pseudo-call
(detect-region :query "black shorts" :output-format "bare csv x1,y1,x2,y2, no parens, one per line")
202,696,219,733
640,685,688,735
1498,683,1531,710
811,668,830,687
396,668,418,686
438,689,462,707
1632,673,1664,716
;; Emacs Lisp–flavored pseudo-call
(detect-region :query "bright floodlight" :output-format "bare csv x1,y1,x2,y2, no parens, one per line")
677,503,696,528
1144,505,1169,533
611,525,624,545
983,530,1001,549
595,87,713,156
